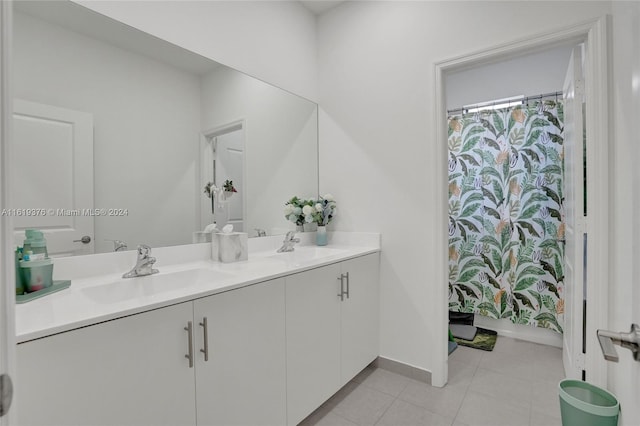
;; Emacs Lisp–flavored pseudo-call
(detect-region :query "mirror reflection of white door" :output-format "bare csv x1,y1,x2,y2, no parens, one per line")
201,122,245,232
562,46,586,380
12,100,94,257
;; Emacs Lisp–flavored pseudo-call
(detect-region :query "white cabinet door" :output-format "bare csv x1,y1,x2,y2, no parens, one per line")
15,302,196,426
286,264,341,426
340,253,380,384
193,279,287,426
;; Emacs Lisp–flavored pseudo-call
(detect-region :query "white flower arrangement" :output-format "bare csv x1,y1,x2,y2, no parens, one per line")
313,194,337,226
284,194,337,227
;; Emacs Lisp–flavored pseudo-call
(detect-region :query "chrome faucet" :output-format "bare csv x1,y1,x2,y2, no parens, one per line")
123,244,159,278
277,231,300,253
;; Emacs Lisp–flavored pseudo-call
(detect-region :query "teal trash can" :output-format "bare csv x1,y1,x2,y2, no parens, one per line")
559,379,619,426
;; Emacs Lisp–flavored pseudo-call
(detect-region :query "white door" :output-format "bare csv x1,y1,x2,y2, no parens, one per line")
193,279,287,426
213,129,244,231
562,46,586,380
12,100,94,257
340,254,380,385
285,265,341,425
607,3,640,421
0,5,14,423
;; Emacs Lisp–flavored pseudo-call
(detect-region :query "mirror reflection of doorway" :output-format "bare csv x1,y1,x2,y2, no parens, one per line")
201,122,245,232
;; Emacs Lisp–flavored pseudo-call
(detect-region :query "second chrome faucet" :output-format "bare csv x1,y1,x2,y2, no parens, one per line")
123,244,159,278
277,231,300,253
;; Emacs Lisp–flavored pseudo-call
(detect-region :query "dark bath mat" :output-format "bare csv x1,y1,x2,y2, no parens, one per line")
453,327,498,351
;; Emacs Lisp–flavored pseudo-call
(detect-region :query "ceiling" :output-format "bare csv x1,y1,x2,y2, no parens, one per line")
299,1,346,15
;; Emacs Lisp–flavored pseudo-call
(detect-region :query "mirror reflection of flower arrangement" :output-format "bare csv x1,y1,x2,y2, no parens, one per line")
223,180,237,194
283,196,310,226
222,180,237,201
204,180,238,213
204,182,216,214
283,194,336,227
204,182,215,199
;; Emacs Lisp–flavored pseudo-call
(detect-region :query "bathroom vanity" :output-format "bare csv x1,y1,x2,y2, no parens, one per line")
14,233,380,426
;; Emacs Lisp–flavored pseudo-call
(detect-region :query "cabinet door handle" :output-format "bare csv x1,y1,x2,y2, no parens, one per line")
345,272,350,299
199,317,209,362
337,275,344,301
184,321,194,368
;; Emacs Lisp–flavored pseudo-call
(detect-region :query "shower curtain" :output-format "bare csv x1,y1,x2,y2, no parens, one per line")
448,101,564,333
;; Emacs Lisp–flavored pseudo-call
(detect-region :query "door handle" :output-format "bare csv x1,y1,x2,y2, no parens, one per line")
184,321,194,368
73,235,91,244
597,324,640,362
337,273,349,301
344,272,350,299
0,374,13,417
199,317,209,362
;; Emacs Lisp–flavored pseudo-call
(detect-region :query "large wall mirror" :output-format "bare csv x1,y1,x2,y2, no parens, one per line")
11,1,319,256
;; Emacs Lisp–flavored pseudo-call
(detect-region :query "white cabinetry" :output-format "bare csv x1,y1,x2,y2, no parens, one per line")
286,253,380,425
16,253,379,426
16,302,196,426
17,279,286,426
193,278,287,426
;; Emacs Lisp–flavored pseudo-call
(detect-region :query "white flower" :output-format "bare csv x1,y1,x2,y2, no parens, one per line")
293,207,302,215
288,214,297,223
315,203,323,212
284,204,294,215
305,214,314,223
323,193,334,202
302,205,314,215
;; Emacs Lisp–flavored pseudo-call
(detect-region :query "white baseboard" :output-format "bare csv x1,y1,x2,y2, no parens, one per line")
474,315,563,348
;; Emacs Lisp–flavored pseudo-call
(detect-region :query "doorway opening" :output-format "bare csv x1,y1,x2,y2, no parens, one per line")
200,120,246,233
434,17,610,388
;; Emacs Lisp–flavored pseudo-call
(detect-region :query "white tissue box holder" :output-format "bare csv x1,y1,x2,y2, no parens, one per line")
211,232,248,263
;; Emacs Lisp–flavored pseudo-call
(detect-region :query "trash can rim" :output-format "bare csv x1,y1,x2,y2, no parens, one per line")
558,379,620,417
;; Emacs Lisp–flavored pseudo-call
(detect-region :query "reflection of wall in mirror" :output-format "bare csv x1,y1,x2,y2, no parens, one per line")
201,66,318,237
13,5,319,254
13,10,201,254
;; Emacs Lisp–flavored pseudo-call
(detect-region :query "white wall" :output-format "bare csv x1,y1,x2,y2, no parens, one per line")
446,45,574,348
609,2,640,423
73,0,318,103
317,1,611,377
13,11,202,252
200,66,318,236
445,45,573,109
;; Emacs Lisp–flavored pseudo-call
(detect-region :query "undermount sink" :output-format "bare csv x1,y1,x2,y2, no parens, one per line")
82,268,232,304
269,246,348,265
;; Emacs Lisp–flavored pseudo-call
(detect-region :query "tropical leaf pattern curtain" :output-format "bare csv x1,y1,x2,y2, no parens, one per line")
448,101,565,333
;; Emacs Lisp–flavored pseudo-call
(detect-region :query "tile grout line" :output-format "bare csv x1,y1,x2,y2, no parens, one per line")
372,380,410,426
450,349,484,425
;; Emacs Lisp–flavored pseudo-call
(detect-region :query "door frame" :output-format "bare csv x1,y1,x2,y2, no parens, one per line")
198,119,247,231
0,1,16,424
433,16,610,388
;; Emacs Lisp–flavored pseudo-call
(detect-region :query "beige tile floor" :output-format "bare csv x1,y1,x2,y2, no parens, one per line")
300,337,565,426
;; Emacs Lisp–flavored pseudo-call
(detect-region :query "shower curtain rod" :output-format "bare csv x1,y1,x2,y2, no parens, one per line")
447,90,563,115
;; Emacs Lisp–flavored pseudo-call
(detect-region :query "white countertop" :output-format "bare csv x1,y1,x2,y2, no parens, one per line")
16,232,380,343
